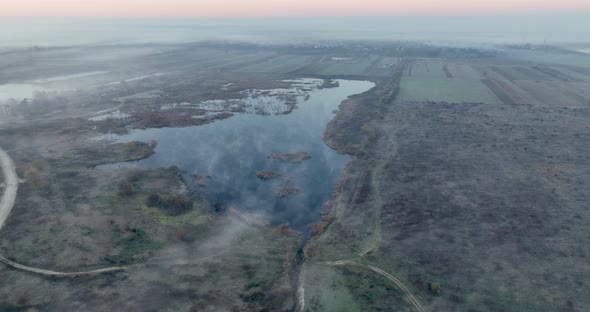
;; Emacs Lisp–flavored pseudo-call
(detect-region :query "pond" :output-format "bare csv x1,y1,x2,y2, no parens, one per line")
99,79,374,232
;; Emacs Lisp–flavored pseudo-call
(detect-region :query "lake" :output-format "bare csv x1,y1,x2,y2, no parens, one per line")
99,79,374,232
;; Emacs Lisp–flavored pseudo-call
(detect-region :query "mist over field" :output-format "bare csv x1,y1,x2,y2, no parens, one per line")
2,14,590,48
1,2,590,311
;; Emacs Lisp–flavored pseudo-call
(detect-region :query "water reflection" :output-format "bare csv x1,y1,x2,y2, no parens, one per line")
99,79,374,232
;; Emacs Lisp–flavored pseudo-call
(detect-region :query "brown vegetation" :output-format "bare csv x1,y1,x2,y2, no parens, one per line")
118,179,133,196
318,79,340,89
268,152,311,163
131,110,233,129
256,170,279,180
146,192,193,216
275,185,300,198
308,213,335,237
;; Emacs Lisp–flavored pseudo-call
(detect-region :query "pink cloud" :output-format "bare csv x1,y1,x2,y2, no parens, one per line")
3,0,590,16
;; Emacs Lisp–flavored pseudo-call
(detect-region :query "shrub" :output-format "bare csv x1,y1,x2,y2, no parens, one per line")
147,192,160,206
25,159,51,188
429,282,442,296
174,226,189,242
213,201,228,213
126,167,143,182
24,166,47,188
31,159,46,170
146,192,193,216
118,180,133,196
25,167,40,183
124,141,142,154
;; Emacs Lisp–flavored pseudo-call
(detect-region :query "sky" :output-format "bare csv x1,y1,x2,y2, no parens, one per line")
3,0,590,17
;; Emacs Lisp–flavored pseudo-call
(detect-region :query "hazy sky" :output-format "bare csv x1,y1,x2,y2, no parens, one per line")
3,0,590,16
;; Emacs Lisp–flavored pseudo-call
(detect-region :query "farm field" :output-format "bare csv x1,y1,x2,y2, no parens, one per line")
234,54,315,73
398,58,590,107
479,64,590,107
397,59,502,104
236,54,392,76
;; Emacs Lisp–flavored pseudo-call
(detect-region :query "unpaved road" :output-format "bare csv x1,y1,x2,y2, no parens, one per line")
326,260,425,312
0,255,127,277
0,147,18,232
367,264,425,312
318,162,425,312
0,146,128,276
358,162,384,257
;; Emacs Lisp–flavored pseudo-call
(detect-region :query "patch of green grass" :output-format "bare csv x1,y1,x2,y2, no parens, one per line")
339,264,426,311
107,228,162,264
398,76,501,103
399,60,501,103
141,205,213,225
305,264,361,312
136,189,213,226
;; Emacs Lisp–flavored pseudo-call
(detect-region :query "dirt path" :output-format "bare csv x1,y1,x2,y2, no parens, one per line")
0,148,18,232
322,163,425,312
296,265,306,312
0,255,127,276
326,260,425,312
367,264,425,312
358,162,384,257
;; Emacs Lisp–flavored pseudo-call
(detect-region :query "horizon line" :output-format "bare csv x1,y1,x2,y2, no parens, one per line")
3,10,590,19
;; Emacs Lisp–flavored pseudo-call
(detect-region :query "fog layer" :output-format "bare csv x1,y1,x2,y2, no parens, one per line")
1,14,589,48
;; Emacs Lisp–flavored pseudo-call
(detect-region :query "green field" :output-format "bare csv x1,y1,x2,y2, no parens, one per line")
398,60,502,103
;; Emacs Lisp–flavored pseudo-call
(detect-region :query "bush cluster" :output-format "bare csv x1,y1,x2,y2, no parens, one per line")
118,180,133,196
147,192,193,216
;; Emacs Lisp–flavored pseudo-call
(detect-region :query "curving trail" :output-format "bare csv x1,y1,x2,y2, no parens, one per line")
367,265,425,312
321,162,425,312
326,260,425,312
0,148,18,232
0,255,127,276
0,147,128,277
358,162,384,257
295,265,306,312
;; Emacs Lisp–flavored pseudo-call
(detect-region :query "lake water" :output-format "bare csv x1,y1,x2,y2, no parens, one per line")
99,79,374,232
